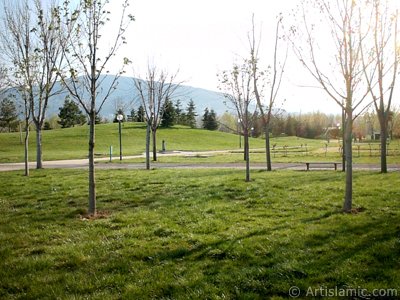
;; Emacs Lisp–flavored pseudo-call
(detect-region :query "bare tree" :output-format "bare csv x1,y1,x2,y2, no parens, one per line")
361,0,399,173
291,0,370,212
60,0,134,215
250,15,287,171
1,0,68,169
0,0,37,176
133,65,180,167
218,62,253,182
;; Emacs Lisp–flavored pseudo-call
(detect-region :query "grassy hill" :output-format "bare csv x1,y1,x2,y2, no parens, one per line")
0,123,259,163
1,123,399,164
0,122,328,163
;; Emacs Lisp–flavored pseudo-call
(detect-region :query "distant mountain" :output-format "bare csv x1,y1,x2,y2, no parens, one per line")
44,76,230,120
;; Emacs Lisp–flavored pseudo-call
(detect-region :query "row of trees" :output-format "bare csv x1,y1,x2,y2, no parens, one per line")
218,15,286,180
1,0,398,216
292,0,399,211
0,0,135,215
218,0,399,212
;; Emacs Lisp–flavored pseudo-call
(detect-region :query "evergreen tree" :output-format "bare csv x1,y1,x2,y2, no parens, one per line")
208,109,219,130
202,107,219,130
113,108,126,123
174,99,183,125
137,105,145,122
0,95,18,132
202,107,209,129
58,99,86,128
161,98,176,128
185,99,197,128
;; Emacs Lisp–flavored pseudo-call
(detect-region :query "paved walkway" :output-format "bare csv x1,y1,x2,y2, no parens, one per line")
1,150,399,172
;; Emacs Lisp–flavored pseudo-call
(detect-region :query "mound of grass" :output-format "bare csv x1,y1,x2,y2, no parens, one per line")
0,169,399,299
0,123,262,163
0,123,337,163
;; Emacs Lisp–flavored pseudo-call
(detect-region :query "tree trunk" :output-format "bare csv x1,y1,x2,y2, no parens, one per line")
152,128,157,161
244,128,250,182
24,121,29,177
35,125,43,169
380,121,388,173
343,110,353,213
342,108,346,172
145,122,151,170
244,138,247,161
265,123,272,171
88,113,96,215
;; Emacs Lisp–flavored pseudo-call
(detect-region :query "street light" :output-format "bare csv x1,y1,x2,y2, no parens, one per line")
237,118,242,149
117,114,123,160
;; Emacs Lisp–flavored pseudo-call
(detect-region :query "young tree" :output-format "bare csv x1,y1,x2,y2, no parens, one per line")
250,15,287,171
0,96,18,132
160,98,176,128
0,1,35,176
133,66,180,165
58,98,86,128
184,99,197,128
60,0,134,215
291,0,370,212
218,62,253,182
361,0,399,173
1,0,69,169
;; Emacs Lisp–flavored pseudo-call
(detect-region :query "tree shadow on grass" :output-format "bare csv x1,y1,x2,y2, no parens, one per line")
133,212,400,298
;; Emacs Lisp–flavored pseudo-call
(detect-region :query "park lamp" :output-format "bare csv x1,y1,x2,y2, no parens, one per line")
117,114,123,160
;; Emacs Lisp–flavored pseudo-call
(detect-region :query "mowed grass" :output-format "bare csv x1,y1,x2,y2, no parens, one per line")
0,168,399,299
0,122,337,163
0,123,264,163
2,122,400,164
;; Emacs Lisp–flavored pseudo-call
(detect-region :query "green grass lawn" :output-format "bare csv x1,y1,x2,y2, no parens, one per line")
0,123,345,163
0,123,269,163
119,149,400,165
3,122,399,165
0,168,399,299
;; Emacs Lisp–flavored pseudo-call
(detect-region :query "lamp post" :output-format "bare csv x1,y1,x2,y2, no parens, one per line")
117,114,123,160
237,118,242,149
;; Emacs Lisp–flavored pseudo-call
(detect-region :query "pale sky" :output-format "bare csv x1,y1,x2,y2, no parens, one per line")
107,0,400,114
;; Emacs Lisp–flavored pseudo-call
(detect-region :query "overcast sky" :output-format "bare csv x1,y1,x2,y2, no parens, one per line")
109,0,400,114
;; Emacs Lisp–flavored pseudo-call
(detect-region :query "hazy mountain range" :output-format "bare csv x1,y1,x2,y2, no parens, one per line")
44,76,230,120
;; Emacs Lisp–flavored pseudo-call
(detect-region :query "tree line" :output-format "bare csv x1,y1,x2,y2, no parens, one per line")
0,0,398,215
217,0,399,212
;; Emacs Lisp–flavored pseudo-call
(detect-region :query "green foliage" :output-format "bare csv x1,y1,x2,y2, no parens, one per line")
58,98,86,128
160,98,176,128
174,99,183,125
137,105,145,122
0,169,399,298
184,99,197,128
43,121,52,130
0,95,19,132
202,107,219,131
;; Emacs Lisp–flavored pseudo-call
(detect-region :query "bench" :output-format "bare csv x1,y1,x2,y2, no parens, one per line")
305,162,341,171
